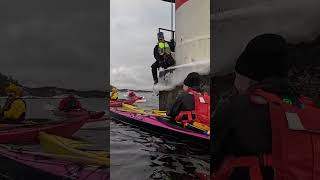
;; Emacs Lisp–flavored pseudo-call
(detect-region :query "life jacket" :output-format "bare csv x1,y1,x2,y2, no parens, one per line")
158,42,171,55
111,91,119,101
213,89,320,180
2,98,27,121
175,89,210,127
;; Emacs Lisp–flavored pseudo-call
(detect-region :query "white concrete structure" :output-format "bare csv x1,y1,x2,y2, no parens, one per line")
175,0,210,66
156,0,210,91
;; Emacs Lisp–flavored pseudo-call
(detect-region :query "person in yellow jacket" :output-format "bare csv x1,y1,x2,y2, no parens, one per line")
1,84,27,121
110,86,119,101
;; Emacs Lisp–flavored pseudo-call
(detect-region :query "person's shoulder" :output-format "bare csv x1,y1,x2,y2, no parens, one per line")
174,91,185,99
176,91,194,100
177,91,189,97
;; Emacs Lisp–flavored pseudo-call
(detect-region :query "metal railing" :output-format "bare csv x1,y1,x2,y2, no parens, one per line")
158,28,175,40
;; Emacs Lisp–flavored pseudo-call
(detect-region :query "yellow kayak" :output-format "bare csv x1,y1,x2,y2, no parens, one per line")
38,132,109,166
122,104,168,117
193,122,210,132
122,103,146,114
151,110,168,117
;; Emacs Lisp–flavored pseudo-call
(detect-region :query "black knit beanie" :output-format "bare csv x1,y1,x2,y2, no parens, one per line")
184,72,201,88
235,34,289,82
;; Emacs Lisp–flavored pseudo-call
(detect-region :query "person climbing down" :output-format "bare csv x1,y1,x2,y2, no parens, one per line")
211,34,320,180
168,72,210,127
110,86,119,101
151,32,175,85
0,83,27,122
58,95,83,112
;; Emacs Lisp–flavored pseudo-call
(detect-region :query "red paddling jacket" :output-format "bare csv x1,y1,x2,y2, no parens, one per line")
168,89,210,127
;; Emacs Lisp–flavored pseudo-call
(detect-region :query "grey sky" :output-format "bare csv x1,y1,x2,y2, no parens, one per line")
0,1,107,91
111,0,174,90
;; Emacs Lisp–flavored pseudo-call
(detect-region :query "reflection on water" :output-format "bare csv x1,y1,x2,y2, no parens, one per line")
110,92,209,180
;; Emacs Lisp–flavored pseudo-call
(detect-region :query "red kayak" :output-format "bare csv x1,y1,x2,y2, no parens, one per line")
110,99,136,107
0,146,109,180
53,110,105,119
0,118,86,144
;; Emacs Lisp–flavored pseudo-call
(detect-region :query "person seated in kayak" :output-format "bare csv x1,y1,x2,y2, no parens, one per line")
167,72,210,127
127,90,135,98
110,86,119,101
212,34,291,179
0,83,27,122
58,95,82,112
151,32,175,85
127,90,142,100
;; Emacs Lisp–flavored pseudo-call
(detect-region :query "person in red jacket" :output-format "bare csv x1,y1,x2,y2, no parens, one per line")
58,95,83,112
128,91,136,99
212,34,291,180
168,72,210,127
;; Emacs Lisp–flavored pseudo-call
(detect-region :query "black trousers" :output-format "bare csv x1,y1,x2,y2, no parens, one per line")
151,61,160,83
151,57,175,83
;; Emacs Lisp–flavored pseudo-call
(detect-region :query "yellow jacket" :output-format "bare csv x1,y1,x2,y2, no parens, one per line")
2,99,26,120
111,91,119,101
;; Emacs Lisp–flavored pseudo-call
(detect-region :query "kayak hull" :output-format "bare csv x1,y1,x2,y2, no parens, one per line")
82,120,109,129
0,118,86,144
0,146,109,180
135,98,146,103
110,109,209,146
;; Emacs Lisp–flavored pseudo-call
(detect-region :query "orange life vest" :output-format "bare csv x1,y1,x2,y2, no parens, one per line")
175,89,210,127
213,89,320,180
